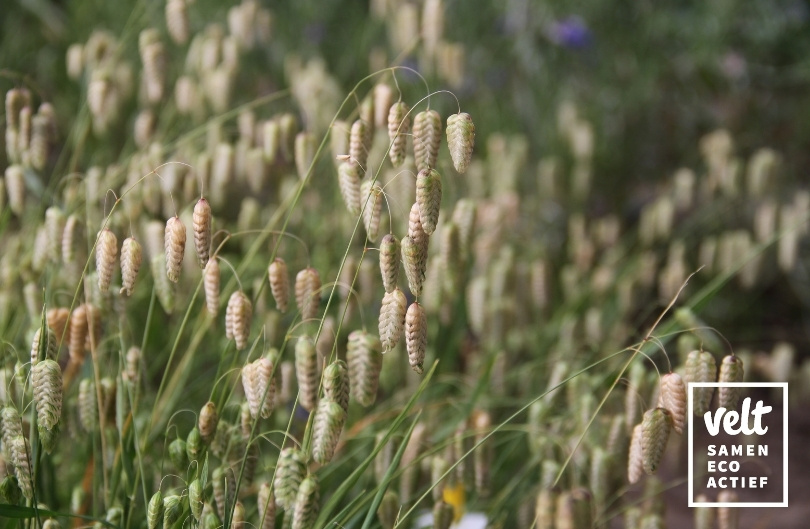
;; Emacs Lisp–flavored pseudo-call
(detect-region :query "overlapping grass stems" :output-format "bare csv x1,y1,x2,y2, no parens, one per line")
2,2,810,529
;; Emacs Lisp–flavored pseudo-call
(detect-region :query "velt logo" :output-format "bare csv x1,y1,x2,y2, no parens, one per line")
688,382,788,507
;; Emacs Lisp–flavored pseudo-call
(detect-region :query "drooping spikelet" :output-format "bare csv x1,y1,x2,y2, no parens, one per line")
193,198,212,268
151,254,175,313
274,447,307,510
11,436,32,499
408,201,429,253
204,259,220,315
226,290,253,350
147,491,164,529
198,401,219,444
95,229,118,292
657,373,686,435
718,355,744,410
186,427,203,463
379,234,400,293
78,379,97,432
294,131,316,181
311,400,347,465
627,423,643,484
641,408,672,475
232,501,245,529
68,304,89,363
295,336,318,411
379,288,407,352
323,360,350,414
258,482,276,529
242,356,276,418
401,236,426,297
446,112,475,173
337,162,361,215
361,180,383,242
347,330,382,406
119,237,143,296
168,438,188,471
5,166,24,216
292,474,320,529
46,307,70,346
44,206,65,261
387,101,410,167
268,258,289,313
295,267,321,321
1,407,23,461
32,359,62,431
405,302,427,374
212,466,236,520
684,350,717,415
416,168,442,235
31,326,58,366
349,119,370,172
164,216,186,283
62,214,82,263
413,109,442,172
165,0,190,44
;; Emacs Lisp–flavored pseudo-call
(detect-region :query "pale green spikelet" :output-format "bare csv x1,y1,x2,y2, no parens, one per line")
446,112,475,173
32,359,62,431
274,447,307,511
78,379,97,432
684,350,716,415
189,479,204,521
379,288,407,352
377,490,399,529
11,436,32,499
312,399,347,464
295,336,318,412
534,487,556,529
0,474,22,505
1,408,23,460
323,360,350,414
641,408,672,475
379,233,400,294
387,101,410,168
163,495,183,528
292,474,319,529
401,236,426,297
347,330,382,406
186,427,203,463
718,355,744,409
337,162,362,215
31,326,58,366
147,490,163,529
416,168,442,235
213,466,236,520
168,437,188,471
412,109,442,172
150,254,175,313
38,420,59,454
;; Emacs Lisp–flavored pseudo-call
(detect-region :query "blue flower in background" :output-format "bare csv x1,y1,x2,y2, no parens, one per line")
548,16,592,49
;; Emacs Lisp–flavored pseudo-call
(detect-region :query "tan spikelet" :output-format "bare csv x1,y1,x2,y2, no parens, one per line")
685,350,716,415
718,355,744,409
46,307,70,346
379,288,407,352
120,237,143,296
641,408,672,475
5,165,25,216
401,236,426,297
379,234,400,293
242,356,276,419
193,198,212,268
198,401,219,443
337,162,361,216
408,201,428,250
347,330,382,407
361,180,383,242
405,302,427,374
657,373,686,434
62,214,82,263
96,229,118,292
412,109,442,172
446,112,475,173
627,423,643,484
416,168,442,235
226,291,252,350
68,304,89,363
166,0,190,45
44,206,65,261
349,119,370,172
373,83,393,128
295,132,316,181
268,258,290,312
295,267,321,321
164,216,186,283
204,259,220,315
387,101,410,167
295,336,318,411
258,482,276,529
31,326,58,365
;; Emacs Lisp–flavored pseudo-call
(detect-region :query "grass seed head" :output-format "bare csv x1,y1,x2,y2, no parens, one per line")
387,101,410,168
11,436,32,500
243,356,276,418
168,437,188,471
164,216,187,283
32,359,62,432
658,373,686,434
405,302,427,374
292,474,320,529
150,254,175,313
165,0,190,45
4,166,24,216
258,482,276,529
401,235,427,297
268,257,290,313
379,288,407,352
323,359,350,414
225,290,252,350
416,168,442,235
361,180,383,242
44,206,65,261
685,350,717,415
294,267,321,321
199,401,219,443
347,330,382,406
193,198,212,268
46,307,70,346
312,399,347,464
119,237,143,296
203,259,221,315
295,336,318,411
337,162,362,215
163,495,183,528
413,109,442,172
275,447,307,511
380,234,401,293
373,83,393,128
295,131,316,181
718,355,744,409
147,490,163,529
641,408,672,475
349,119,370,172
31,326,58,366
186,426,203,463
96,229,118,292
627,423,643,484
446,112,475,173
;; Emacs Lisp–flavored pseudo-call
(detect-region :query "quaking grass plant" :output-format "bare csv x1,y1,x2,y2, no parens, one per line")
1,1,810,529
